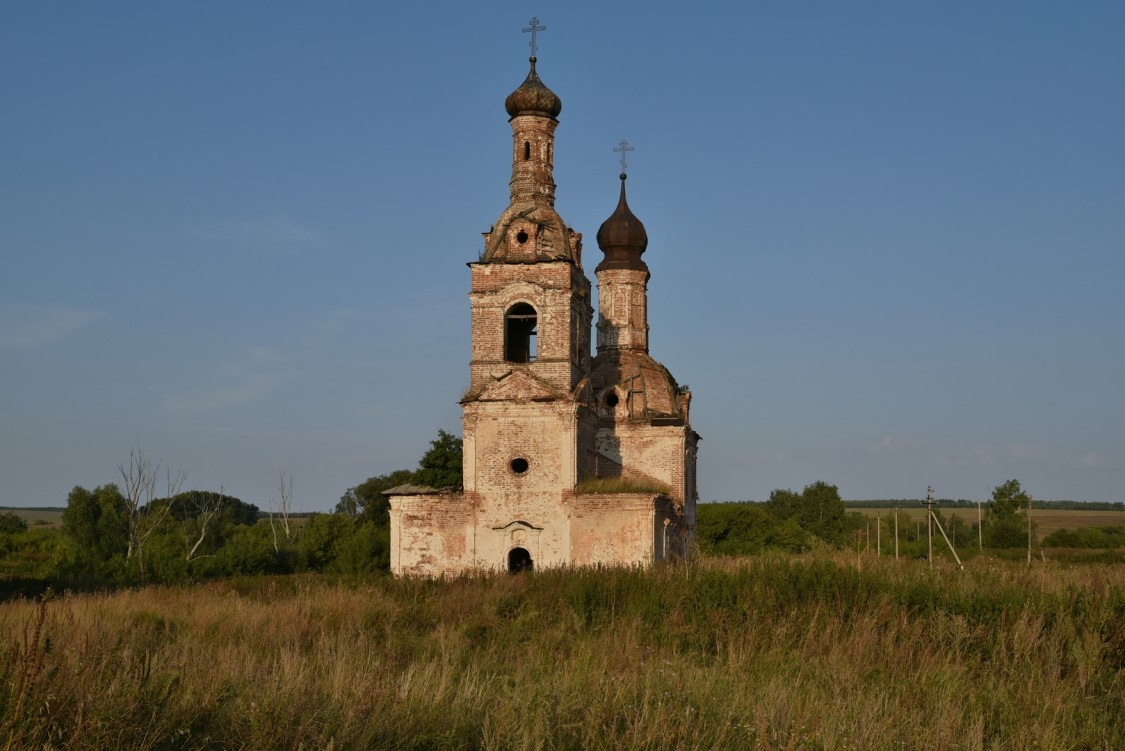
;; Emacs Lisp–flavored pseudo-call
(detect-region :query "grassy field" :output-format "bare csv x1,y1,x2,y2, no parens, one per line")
1,508,64,528
2,555,1123,750
850,506,1125,537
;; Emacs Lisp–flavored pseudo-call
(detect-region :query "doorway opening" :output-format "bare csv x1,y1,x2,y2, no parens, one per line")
508,547,533,573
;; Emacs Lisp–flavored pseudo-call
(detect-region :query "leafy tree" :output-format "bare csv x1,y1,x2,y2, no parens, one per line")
764,490,802,523
62,484,128,566
990,479,1030,518
765,517,810,552
696,503,775,555
334,522,391,573
167,491,259,526
0,511,28,535
336,469,415,526
766,481,846,543
412,429,463,489
986,478,1030,548
1043,525,1125,549
218,521,292,575
299,513,356,571
336,428,462,524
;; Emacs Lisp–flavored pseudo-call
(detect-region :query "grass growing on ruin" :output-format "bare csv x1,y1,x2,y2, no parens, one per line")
2,556,1124,750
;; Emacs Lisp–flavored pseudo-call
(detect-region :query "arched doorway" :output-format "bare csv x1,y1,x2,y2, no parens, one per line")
508,547,533,573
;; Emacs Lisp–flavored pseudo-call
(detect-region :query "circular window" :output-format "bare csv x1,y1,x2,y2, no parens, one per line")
516,230,529,244
605,391,620,408
509,457,529,475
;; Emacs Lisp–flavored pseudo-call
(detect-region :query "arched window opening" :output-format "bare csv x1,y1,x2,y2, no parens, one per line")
505,303,537,363
547,142,552,165
508,547,533,573
523,141,531,161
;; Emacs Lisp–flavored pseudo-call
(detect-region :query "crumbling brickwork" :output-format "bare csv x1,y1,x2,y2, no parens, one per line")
388,56,698,576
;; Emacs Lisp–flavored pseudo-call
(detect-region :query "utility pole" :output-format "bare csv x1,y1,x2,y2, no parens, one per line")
923,485,964,570
926,486,934,569
894,509,899,560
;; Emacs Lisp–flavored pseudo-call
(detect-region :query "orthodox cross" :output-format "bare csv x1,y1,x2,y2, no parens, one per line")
523,17,546,56
613,139,635,173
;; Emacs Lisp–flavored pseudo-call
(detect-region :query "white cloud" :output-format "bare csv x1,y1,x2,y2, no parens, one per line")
0,304,103,348
188,215,327,252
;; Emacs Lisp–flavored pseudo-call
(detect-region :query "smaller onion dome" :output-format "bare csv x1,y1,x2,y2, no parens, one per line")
595,174,649,273
505,57,562,119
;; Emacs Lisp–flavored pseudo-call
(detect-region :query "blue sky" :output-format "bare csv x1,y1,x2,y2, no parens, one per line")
2,2,1123,510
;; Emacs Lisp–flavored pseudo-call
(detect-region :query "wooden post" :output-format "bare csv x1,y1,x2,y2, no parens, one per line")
978,499,983,552
1027,493,1033,568
894,509,899,560
877,515,882,557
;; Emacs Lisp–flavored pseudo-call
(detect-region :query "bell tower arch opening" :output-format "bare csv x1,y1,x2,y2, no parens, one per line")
505,302,538,362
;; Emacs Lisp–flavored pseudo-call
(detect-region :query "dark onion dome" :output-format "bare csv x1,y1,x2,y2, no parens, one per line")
505,57,562,119
595,173,649,273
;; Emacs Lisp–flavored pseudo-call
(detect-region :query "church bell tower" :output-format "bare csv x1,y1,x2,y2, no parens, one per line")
459,21,596,570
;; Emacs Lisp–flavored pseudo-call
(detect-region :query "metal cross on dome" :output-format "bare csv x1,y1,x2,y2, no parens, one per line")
613,139,635,173
523,17,546,56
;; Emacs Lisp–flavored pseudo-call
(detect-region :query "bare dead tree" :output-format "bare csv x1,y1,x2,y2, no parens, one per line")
118,447,186,579
269,469,294,553
186,488,224,563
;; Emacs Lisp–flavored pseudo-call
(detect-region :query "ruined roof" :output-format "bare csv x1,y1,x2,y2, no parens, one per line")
504,57,562,120
590,349,690,426
480,201,578,263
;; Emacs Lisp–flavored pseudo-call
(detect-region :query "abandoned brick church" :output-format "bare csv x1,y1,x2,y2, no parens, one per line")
388,35,699,576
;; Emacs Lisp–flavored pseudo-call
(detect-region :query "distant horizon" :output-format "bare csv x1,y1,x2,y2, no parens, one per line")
5,496,1124,513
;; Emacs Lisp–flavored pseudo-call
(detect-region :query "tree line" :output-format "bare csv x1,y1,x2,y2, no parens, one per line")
0,441,1115,590
0,431,462,588
696,478,1065,556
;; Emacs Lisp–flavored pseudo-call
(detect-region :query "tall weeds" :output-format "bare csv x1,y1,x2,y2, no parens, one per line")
0,557,1121,749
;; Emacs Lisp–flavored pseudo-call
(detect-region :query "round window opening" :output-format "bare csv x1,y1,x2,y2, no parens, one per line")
516,230,529,244
605,392,620,408
510,457,530,475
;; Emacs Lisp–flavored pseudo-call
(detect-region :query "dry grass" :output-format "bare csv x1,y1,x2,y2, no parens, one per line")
1,556,1123,749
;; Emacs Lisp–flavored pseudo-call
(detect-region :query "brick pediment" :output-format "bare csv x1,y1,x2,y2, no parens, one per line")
476,370,562,402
